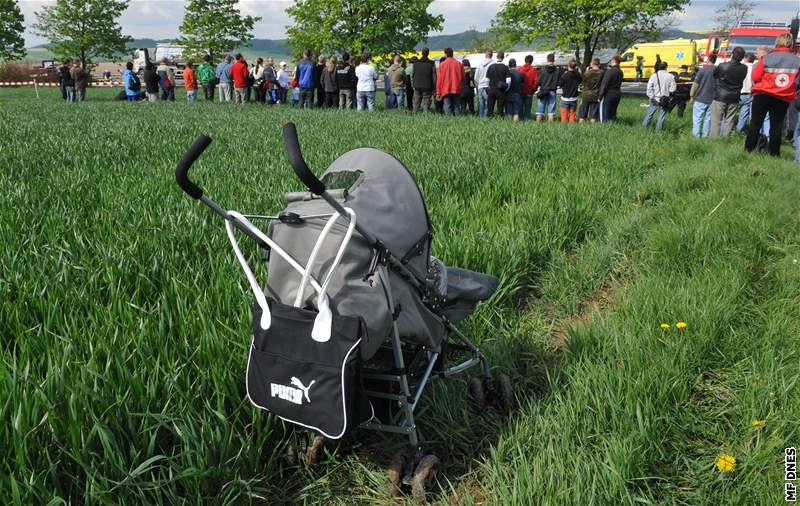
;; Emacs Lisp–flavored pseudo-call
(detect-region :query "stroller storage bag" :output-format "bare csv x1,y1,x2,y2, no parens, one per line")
247,300,370,438
224,209,372,439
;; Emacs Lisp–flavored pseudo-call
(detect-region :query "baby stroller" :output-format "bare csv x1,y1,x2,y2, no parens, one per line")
175,123,512,499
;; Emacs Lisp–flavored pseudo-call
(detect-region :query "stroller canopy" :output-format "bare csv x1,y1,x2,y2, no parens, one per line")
322,148,432,279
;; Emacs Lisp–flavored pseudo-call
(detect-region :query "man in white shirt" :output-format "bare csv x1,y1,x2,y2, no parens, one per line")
735,53,755,132
643,61,676,132
473,49,494,117
355,53,377,112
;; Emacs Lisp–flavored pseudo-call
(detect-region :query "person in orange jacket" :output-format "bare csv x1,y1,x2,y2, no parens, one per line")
183,61,198,102
435,48,464,116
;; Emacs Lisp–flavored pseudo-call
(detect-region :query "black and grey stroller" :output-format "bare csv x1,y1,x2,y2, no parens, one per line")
175,123,512,499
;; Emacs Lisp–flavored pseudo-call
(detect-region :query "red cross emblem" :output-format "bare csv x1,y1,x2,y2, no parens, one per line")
775,73,790,88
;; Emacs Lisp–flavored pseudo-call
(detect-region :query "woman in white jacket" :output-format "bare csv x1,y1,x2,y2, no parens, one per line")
643,61,676,132
251,58,266,103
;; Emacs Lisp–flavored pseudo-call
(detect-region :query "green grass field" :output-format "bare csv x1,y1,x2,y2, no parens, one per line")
1,87,799,505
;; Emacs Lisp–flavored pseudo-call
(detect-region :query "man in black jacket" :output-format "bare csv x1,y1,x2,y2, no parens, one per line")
485,51,510,117
143,63,160,102
412,48,436,112
673,65,694,118
336,52,356,109
710,46,748,137
536,53,561,122
313,55,326,107
599,55,624,122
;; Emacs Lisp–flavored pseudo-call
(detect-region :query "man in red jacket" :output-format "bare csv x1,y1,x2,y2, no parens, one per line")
744,33,800,156
518,54,539,120
231,53,249,105
435,48,464,115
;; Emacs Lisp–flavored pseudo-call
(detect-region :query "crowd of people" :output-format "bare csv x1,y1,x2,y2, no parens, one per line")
57,36,800,160
642,33,800,159
116,47,625,123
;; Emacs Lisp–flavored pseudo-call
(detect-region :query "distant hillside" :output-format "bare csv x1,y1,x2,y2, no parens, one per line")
26,29,713,62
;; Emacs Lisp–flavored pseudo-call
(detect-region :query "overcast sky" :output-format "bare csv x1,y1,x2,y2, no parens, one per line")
19,0,800,47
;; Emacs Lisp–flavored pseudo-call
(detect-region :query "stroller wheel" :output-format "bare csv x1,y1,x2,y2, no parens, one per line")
469,377,486,411
496,374,515,414
387,450,407,496
304,435,326,464
411,454,440,503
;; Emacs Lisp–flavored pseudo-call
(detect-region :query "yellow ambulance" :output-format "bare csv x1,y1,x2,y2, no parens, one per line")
619,39,698,80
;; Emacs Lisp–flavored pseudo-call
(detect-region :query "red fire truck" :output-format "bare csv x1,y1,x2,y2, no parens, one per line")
702,19,799,62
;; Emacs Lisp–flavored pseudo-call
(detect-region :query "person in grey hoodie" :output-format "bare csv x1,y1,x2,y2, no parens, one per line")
320,56,338,108
474,49,493,117
387,55,406,111
689,53,717,138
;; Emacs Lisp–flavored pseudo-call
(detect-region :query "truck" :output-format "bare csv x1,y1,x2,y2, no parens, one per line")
619,39,698,80
132,43,186,82
702,19,799,62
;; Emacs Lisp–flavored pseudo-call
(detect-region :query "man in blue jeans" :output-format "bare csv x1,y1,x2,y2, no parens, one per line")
296,49,314,108
643,61,676,132
355,53,377,111
474,49,493,117
505,59,524,121
736,53,755,132
535,53,560,122
690,54,717,138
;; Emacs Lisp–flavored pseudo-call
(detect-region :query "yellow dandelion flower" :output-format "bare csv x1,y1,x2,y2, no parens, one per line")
660,323,670,330
751,419,765,427
715,454,736,473
676,321,687,330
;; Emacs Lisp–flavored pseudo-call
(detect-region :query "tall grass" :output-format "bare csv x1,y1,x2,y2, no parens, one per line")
1,87,798,504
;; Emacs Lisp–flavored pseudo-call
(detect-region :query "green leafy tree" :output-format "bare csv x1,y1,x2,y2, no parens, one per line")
0,0,26,61
176,0,261,61
493,0,688,68
286,0,443,58
32,0,131,65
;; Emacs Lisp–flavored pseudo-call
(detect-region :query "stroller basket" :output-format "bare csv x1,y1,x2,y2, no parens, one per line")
175,123,510,498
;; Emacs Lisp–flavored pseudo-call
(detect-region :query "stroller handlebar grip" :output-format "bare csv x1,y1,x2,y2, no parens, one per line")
282,122,325,195
176,134,212,199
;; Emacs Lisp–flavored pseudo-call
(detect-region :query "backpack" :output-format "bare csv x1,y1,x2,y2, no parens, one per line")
129,73,141,92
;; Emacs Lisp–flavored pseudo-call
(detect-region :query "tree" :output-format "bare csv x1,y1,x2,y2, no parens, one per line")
33,0,130,66
285,0,443,58
176,0,261,61
714,0,755,33
493,0,689,69
0,0,26,61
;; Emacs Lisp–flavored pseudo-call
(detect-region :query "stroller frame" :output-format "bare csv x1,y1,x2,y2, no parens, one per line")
176,123,504,495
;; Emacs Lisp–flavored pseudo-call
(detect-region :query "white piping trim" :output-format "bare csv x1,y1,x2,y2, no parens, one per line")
294,213,340,307
245,336,372,440
312,209,356,342
225,217,271,330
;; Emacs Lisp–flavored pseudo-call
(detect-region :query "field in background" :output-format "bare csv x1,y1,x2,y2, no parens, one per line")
1,87,799,504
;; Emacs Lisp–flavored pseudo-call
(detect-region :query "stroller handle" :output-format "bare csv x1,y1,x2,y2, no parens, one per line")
282,123,326,195
176,134,213,199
